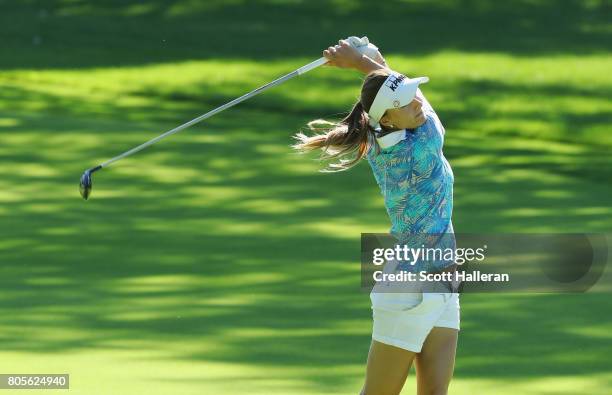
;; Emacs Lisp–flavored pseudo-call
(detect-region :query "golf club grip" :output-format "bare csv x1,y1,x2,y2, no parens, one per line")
297,57,328,75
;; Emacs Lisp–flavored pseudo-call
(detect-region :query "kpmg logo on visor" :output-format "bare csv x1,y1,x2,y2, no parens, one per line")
385,74,407,92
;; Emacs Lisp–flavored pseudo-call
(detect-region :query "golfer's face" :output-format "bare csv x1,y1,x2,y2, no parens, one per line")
383,97,426,130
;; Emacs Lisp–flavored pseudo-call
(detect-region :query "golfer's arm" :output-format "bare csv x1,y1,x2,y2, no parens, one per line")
354,55,390,74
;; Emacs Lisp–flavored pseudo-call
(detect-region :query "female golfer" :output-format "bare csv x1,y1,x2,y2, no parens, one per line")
293,40,460,395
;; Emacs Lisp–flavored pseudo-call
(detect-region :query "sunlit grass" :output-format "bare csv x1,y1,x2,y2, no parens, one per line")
0,2,611,394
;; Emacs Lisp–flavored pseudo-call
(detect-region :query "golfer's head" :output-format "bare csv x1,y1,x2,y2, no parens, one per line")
292,69,429,171
361,70,428,131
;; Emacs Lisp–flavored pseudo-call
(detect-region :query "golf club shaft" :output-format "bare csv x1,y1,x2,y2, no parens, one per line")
99,57,329,169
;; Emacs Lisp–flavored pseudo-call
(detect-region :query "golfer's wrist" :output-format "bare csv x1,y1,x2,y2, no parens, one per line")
354,54,388,74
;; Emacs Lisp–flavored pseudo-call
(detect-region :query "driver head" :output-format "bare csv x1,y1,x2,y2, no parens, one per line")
79,170,93,200
79,165,101,200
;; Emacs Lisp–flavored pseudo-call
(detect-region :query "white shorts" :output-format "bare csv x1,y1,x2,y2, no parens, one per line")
371,291,460,353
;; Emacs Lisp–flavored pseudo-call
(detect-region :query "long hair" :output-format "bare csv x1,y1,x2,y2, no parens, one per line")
292,69,393,172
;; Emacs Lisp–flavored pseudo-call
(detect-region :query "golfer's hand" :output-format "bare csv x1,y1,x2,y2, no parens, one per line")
323,40,363,69
369,49,387,67
323,40,387,70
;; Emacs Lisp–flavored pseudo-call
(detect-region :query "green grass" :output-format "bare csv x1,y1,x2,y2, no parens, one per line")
0,1,611,394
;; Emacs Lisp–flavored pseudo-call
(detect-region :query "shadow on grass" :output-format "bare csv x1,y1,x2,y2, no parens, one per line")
0,12,611,387
1,100,611,391
0,0,610,69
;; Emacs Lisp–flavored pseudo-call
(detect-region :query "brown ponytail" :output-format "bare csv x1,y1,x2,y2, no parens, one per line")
292,69,392,172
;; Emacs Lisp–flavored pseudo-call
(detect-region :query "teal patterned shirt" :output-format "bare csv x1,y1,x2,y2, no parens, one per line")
366,90,455,272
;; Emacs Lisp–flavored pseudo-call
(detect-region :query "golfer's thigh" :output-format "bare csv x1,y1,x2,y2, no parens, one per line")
415,327,458,395
361,340,416,395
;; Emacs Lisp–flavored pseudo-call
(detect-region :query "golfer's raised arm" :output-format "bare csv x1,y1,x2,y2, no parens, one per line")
323,40,390,74
353,54,389,74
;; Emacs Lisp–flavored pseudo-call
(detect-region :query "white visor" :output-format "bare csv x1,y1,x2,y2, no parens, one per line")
367,72,429,129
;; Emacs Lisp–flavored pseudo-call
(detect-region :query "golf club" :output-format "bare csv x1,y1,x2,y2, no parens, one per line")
79,36,379,200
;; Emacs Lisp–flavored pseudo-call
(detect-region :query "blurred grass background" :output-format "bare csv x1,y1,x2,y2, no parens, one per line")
0,0,611,394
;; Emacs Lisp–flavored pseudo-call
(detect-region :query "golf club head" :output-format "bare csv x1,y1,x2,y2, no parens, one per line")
79,165,101,200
